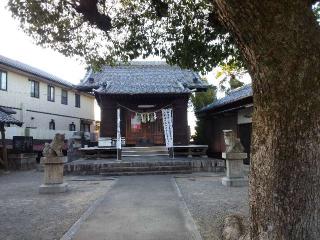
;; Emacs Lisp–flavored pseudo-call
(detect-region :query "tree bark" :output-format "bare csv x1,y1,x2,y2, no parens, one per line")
213,1,320,239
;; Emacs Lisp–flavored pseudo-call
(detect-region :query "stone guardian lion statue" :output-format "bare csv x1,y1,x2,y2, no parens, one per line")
223,130,245,153
42,133,65,157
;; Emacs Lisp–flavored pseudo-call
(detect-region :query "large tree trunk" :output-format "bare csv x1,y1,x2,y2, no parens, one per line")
213,1,320,239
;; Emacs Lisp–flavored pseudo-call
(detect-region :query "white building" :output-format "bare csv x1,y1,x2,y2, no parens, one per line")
0,55,96,141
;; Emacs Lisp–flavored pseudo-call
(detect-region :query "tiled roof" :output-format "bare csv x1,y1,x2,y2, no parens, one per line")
0,106,16,115
200,84,252,112
78,62,208,94
0,109,22,126
0,54,74,88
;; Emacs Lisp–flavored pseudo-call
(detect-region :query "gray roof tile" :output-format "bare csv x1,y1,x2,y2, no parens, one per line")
200,84,252,112
0,110,22,126
0,54,73,88
0,107,16,115
79,62,208,94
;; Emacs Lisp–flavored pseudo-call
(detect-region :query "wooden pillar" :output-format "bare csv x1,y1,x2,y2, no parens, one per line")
0,123,8,170
172,96,189,145
99,95,117,138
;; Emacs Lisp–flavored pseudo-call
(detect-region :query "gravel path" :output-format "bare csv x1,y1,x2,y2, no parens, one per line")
175,173,249,240
0,170,115,240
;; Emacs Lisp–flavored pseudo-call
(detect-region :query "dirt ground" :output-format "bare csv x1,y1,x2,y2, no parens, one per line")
175,173,249,240
0,170,115,240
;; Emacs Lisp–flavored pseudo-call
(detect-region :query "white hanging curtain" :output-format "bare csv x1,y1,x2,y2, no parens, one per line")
161,108,173,148
116,108,121,149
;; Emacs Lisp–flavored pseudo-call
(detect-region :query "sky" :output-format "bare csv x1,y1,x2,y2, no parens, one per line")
0,1,250,135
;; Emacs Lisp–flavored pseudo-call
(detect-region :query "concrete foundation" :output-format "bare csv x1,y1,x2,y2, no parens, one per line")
222,176,248,187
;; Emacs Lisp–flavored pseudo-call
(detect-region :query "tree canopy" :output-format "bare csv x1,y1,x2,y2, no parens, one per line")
216,63,246,95
7,0,244,71
7,1,320,72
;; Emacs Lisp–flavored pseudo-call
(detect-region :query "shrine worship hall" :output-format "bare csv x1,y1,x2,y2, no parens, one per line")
66,61,222,176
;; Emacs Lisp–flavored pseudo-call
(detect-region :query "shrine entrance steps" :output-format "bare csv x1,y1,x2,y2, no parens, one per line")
122,146,169,157
64,158,193,176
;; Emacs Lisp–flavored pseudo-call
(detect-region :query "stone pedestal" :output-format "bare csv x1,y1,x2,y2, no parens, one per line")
222,152,248,187
39,156,68,194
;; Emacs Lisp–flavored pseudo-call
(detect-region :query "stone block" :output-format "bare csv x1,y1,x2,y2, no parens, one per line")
39,183,68,194
222,177,248,187
44,164,64,184
222,152,247,160
225,159,244,178
41,156,67,164
39,156,68,194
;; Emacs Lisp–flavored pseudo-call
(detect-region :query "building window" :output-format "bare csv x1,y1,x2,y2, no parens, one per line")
61,89,68,105
0,70,7,91
49,119,55,130
80,123,91,132
47,85,55,102
69,122,76,131
75,94,80,108
30,80,39,98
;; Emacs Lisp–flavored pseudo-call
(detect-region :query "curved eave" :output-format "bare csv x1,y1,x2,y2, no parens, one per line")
197,96,253,117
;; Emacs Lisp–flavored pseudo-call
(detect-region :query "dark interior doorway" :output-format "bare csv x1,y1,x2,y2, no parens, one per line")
238,123,252,165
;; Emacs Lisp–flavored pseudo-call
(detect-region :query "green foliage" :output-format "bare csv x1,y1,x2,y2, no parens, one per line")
190,80,216,144
191,85,216,113
216,63,246,94
314,2,320,23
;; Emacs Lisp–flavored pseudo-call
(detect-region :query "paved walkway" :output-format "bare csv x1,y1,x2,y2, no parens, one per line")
71,175,201,240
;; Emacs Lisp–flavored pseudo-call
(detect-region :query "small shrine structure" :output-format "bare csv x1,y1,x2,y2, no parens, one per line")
78,62,208,146
0,107,23,170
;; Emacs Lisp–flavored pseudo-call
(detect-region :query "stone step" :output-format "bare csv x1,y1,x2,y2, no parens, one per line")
66,161,191,168
99,170,193,176
64,160,193,175
122,146,167,150
99,165,191,172
122,154,169,157
122,146,169,157
122,150,168,153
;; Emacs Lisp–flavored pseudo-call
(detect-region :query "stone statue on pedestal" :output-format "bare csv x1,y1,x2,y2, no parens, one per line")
221,130,248,187
223,130,244,153
39,133,68,194
42,133,65,157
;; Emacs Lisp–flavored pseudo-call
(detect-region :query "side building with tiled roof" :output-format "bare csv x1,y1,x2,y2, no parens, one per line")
78,61,208,146
0,54,96,149
197,84,253,163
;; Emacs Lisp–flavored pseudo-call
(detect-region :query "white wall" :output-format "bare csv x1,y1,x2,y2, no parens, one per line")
5,127,75,140
0,68,96,132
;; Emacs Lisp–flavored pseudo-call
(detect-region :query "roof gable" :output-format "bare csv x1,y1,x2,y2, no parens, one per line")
78,62,208,94
200,84,253,113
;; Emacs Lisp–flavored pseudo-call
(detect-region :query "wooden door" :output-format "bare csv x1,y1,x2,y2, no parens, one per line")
238,123,252,164
125,111,164,146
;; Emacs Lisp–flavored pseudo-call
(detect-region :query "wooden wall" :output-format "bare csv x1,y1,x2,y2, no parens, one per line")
205,113,238,158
